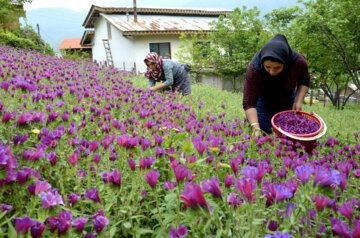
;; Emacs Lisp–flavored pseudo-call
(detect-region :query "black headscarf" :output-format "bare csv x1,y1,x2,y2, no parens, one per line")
250,34,299,110
250,34,298,71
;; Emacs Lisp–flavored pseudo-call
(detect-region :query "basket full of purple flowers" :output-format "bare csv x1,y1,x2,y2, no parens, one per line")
271,110,327,153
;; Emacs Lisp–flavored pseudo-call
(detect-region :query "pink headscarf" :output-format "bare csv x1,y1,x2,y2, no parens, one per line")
144,52,163,81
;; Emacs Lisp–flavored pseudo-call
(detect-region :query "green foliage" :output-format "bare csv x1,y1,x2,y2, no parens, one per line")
208,6,269,78
265,0,360,110
0,0,32,28
264,6,302,35
175,33,212,74
176,6,269,86
61,48,90,62
0,26,55,56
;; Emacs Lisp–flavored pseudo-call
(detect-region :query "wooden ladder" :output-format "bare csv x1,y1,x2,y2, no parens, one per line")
102,39,114,66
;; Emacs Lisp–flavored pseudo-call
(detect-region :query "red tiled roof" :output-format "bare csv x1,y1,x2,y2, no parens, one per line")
58,38,92,50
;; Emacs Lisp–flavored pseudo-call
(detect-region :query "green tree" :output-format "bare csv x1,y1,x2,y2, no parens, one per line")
0,0,32,29
265,0,360,109
208,7,269,80
175,32,212,82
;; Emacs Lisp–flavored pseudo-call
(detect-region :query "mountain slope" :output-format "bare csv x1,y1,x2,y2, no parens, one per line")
23,8,87,52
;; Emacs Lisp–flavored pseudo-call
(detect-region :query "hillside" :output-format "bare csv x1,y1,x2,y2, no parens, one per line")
22,8,87,52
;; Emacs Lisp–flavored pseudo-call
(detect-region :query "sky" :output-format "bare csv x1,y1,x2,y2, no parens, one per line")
23,0,197,12
24,0,129,12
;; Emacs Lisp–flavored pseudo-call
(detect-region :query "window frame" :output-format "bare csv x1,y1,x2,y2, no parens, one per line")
149,42,171,59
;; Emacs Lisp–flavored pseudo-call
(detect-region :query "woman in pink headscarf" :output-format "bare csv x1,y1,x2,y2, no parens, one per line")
144,52,191,95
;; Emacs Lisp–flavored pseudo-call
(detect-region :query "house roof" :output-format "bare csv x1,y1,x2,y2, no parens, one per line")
83,5,233,28
80,31,95,46
101,14,214,36
58,38,92,50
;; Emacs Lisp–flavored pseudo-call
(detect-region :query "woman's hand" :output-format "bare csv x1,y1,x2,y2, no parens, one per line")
252,128,262,138
149,83,167,92
292,101,303,112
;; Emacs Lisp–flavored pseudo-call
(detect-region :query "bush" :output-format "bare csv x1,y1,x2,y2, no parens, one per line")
0,26,55,56
61,49,90,61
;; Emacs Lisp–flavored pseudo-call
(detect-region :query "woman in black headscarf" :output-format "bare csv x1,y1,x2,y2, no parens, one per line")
242,34,311,137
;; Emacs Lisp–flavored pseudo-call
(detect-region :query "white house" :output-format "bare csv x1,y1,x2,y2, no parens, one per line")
80,5,233,73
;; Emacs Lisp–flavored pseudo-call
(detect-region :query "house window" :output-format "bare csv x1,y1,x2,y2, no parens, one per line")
149,43,171,58
107,22,112,40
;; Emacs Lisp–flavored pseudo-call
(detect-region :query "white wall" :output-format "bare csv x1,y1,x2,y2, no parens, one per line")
92,18,108,63
110,27,135,71
133,35,184,73
92,14,218,72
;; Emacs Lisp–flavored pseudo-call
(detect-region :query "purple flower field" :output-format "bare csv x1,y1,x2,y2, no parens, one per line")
0,45,360,237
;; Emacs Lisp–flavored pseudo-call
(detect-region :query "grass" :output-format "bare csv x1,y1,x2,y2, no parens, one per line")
131,76,360,143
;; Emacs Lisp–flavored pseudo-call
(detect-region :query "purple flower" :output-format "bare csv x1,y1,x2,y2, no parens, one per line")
227,192,243,207
180,182,207,209
2,112,14,122
177,225,188,238
31,221,46,238
173,164,190,183
71,217,88,231
0,203,12,212
169,228,178,238
295,164,314,183
241,166,265,181
89,140,100,152
225,173,235,187
145,169,160,189
29,180,51,195
16,112,31,125
108,169,121,186
46,151,57,165
313,167,341,187
230,158,241,174
67,193,81,206
127,159,136,170
85,233,96,238
163,181,176,190
93,153,101,164
38,189,64,208
330,217,351,237
14,216,35,234
46,111,60,124
313,194,330,211
268,220,278,231
84,187,101,203
68,152,79,166
201,177,222,198
272,184,293,202
338,202,353,220
139,156,155,169
235,177,257,202
154,134,163,146
92,215,109,233
191,136,207,155
264,232,293,238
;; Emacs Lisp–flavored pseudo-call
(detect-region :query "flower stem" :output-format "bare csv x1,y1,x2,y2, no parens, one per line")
154,188,165,233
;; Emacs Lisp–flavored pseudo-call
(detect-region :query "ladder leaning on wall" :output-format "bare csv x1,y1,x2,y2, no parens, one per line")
102,39,114,66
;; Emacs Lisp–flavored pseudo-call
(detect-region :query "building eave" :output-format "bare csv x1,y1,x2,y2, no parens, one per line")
83,5,232,28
